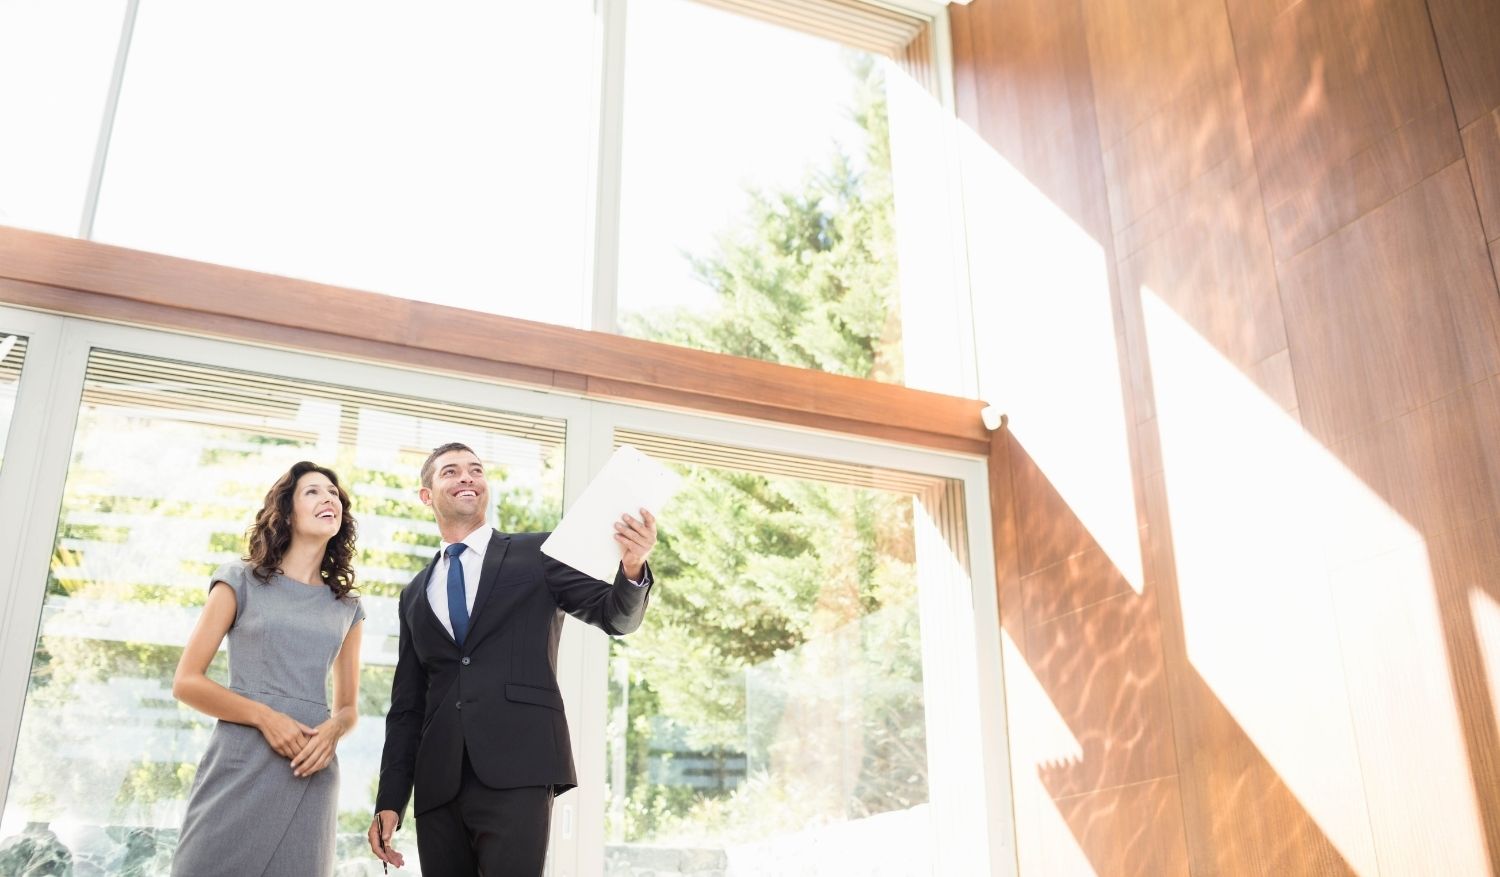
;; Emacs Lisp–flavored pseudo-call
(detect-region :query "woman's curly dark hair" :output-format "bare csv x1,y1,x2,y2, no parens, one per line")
245,461,358,599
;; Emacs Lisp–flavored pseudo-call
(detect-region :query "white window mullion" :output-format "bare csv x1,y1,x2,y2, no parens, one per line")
77,0,141,240
0,312,90,811
588,0,630,334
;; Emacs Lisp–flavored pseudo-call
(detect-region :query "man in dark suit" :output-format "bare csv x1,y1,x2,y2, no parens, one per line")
367,442,656,876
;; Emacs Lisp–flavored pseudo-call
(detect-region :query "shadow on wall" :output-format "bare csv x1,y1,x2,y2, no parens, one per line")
942,2,1500,870
1001,430,1355,875
978,136,1500,877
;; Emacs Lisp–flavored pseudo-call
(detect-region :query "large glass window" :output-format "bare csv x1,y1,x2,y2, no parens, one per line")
603,430,958,875
3,0,947,386
0,349,564,874
90,0,597,328
0,1,127,236
614,0,905,383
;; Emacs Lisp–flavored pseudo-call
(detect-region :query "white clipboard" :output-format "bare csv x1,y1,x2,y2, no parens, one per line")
541,445,681,582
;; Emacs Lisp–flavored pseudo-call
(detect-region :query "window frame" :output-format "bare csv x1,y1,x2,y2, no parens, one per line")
0,304,1014,875
65,0,974,394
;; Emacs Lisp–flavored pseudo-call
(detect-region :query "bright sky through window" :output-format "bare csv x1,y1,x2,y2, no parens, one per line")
3,0,885,341
617,0,876,317
91,0,597,328
0,0,127,236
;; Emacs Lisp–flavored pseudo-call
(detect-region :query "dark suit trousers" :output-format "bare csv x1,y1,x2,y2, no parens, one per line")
416,750,553,877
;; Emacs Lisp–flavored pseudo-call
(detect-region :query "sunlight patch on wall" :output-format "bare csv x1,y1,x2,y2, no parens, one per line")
998,629,1093,876
1144,288,1489,875
958,124,1142,594
1472,587,1500,749
888,62,972,397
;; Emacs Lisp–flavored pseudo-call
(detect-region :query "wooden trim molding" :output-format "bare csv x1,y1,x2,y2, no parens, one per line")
0,226,990,455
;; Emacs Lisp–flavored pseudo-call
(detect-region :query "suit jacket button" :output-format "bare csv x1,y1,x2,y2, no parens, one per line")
461,657,471,666
456,701,462,710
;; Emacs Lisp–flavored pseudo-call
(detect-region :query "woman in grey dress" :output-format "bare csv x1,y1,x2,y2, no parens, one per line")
170,461,365,876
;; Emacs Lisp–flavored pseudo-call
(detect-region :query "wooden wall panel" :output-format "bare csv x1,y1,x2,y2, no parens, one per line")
958,0,1500,871
1463,108,1500,244
951,0,1113,245
1140,465,1367,876
1275,160,1500,446
1228,0,1462,261
1113,161,1285,375
1019,545,1132,627
1024,588,1178,800
994,433,1189,875
1082,0,1231,151
1425,485,1500,872
1426,0,1500,127
1333,384,1500,546
990,430,1028,661
1085,0,1250,235
1052,776,1190,877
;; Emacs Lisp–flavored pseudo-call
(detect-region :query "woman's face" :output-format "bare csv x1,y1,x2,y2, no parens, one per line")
290,471,343,544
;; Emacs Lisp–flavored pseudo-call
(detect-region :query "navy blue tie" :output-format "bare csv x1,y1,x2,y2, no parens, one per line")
445,542,469,647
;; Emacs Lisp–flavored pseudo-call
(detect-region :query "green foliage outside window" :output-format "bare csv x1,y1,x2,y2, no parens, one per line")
609,56,928,846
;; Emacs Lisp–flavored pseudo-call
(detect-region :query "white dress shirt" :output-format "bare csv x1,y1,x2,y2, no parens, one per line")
425,524,650,638
425,524,491,639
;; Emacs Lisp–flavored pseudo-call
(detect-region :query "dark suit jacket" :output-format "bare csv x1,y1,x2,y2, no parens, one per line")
374,529,651,821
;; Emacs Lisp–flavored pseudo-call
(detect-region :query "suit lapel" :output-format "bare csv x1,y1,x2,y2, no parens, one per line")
466,529,510,632
415,552,459,649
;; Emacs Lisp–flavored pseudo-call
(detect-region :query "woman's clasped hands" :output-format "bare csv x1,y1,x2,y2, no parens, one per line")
256,707,345,778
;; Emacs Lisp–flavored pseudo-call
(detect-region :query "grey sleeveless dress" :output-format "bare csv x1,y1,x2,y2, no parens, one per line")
172,561,365,877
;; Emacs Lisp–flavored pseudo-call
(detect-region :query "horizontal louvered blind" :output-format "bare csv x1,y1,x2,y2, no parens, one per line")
692,0,931,56
616,427,968,564
82,349,566,458
0,333,26,384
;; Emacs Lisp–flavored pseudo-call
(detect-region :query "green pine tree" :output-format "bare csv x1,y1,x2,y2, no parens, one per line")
610,54,926,844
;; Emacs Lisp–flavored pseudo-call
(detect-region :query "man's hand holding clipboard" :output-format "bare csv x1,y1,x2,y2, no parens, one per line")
542,445,680,582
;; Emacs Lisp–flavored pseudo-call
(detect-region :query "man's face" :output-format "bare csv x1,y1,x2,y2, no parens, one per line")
421,449,488,527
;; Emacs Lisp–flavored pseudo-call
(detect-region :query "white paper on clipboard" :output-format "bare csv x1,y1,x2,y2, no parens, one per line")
541,445,681,582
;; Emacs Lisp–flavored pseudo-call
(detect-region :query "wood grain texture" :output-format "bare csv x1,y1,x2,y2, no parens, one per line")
1139,470,1365,876
1230,0,1462,261
1276,160,1500,446
1024,588,1179,800
1083,0,1235,151
0,227,988,454
1085,0,1255,236
1008,436,1097,577
1020,544,1134,628
1115,161,1287,372
965,0,1500,871
990,429,1028,660
1052,777,1191,877
1424,495,1500,872
1326,526,1498,874
951,0,1113,244
1331,383,1500,551
1463,107,1500,243
1261,102,1463,261
1425,0,1500,127
948,2,980,128
1100,70,1256,238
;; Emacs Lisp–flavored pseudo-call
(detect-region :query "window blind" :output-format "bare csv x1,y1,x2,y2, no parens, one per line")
691,0,932,57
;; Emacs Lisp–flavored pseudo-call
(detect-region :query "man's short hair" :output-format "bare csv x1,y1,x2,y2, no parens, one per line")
420,442,478,488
